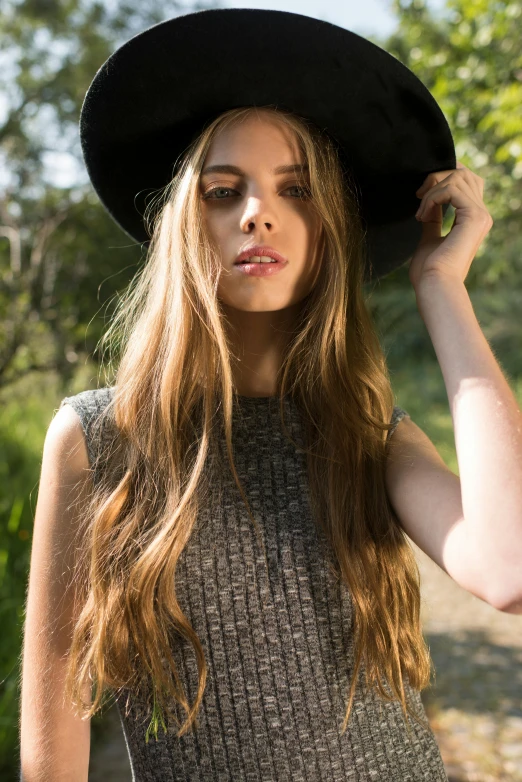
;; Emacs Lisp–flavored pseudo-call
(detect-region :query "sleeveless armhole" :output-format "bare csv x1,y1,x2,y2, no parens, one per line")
58,388,115,485
388,405,410,440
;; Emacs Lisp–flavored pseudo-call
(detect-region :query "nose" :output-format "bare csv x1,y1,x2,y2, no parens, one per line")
240,194,278,233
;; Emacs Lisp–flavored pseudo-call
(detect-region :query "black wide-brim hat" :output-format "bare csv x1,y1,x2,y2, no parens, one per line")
80,7,455,283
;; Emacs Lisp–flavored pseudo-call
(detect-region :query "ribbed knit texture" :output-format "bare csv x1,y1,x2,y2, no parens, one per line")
59,388,448,781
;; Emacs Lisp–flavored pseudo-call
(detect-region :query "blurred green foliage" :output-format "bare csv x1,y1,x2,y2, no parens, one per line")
0,0,222,392
0,0,521,779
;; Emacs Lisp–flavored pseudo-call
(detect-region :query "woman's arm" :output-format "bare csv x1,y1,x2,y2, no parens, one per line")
414,275,522,613
20,404,93,782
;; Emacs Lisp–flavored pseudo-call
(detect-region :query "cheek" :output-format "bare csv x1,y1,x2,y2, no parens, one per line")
203,206,236,233
303,213,323,259
201,208,217,236
202,211,230,257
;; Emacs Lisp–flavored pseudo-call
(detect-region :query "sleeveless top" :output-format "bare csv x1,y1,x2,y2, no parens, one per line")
58,388,448,782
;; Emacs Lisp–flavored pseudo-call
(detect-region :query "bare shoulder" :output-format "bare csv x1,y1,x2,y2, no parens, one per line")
46,402,91,477
384,413,461,533
34,403,93,566
28,403,94,630
386,412,446,463
30,404,94,567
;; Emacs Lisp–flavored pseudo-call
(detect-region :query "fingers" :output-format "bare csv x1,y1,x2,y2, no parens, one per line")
416,165,486,218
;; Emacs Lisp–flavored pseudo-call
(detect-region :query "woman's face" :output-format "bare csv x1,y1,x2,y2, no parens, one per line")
200,112,323,313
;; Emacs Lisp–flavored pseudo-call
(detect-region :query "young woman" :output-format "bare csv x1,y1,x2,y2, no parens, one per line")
20,9,521,782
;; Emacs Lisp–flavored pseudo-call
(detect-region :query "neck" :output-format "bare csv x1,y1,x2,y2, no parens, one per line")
220,302,301,397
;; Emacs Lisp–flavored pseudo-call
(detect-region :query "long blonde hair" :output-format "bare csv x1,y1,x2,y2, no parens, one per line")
64,105,432,742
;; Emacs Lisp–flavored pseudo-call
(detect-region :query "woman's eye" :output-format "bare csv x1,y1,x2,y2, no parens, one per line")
202,186,237,200
286,184,311,199
202,184,311,200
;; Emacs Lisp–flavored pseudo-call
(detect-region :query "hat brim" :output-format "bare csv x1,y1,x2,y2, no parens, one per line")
80,7,455,282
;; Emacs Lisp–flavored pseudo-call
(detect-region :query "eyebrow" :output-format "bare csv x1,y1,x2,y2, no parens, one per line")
200,163,309,178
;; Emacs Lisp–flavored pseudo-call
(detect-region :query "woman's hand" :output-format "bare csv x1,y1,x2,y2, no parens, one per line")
408,161,494,294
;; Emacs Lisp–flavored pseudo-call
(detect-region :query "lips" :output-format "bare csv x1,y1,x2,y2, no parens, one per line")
236,256,279,265
234,245,288,264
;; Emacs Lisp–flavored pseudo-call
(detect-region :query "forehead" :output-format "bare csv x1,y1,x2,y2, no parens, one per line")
202,113,305,169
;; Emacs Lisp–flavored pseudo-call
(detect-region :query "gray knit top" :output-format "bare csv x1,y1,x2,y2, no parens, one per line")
59,387,448,781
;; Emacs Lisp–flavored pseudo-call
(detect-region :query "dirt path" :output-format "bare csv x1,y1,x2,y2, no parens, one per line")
88,541,522,781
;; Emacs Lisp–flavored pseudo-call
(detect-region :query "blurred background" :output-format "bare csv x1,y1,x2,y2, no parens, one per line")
1,0,521,779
